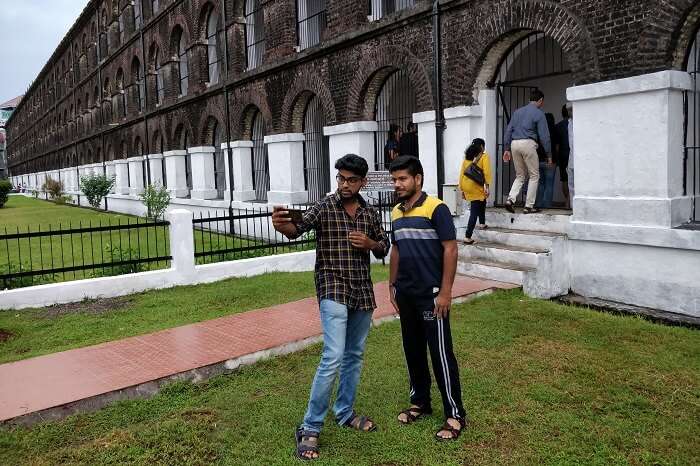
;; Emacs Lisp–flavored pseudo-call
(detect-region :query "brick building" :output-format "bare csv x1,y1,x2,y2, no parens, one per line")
5,0,700,317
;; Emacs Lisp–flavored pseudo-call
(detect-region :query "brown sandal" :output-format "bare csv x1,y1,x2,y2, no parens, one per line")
397,405,432,425
343,412,377,432
295,427,320,460
435,417,467,441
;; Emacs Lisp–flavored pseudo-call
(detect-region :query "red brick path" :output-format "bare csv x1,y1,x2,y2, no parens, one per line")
0,277,515,422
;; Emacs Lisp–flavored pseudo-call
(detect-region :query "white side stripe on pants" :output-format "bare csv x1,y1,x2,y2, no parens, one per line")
437,319,459,419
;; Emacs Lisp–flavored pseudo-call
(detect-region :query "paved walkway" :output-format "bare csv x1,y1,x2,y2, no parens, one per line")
0,277,515,423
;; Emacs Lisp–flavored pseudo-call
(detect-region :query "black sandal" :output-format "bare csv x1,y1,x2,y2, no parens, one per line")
435,417,467,441
398,405,432,425
343,412,377,432
295,427,320,461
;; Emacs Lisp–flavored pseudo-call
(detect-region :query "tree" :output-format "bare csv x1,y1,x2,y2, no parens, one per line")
80,174,114,209
139,183,170,220
0,180,10,208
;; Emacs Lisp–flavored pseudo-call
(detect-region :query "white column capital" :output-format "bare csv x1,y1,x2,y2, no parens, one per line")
163,150,188,157
187,146,216,154
323,121,378,136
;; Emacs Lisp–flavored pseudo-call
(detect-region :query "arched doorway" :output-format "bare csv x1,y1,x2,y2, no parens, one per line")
302,95,329,202
684,27,699,222
247,109,269,201
494,32,573,207
374,69,417,170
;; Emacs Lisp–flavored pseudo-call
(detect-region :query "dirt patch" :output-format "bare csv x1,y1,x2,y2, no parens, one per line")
0,329,14,343
40,297,134,318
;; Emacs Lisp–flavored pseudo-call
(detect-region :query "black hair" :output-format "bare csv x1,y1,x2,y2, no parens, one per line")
335,153,369,178
545,112,556,127
389,155,424,179
530,89,544,102
465,144,482,161
471,137,485,148
388,124,400,141
561,104,570,119
406,122,416,132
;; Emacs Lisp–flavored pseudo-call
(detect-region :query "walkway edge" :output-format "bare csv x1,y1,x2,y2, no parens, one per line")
2,289,497,427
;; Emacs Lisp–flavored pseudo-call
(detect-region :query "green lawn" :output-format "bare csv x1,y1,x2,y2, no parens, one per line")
0,288,697,465
0,196,312,288
0,265,390,364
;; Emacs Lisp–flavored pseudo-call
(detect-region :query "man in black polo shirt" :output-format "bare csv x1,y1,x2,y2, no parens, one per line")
388,155,467,441
272,154,390,460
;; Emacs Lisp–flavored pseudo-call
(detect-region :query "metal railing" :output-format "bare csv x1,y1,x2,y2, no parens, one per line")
684,31,699,223
1,218,171,290
192,207,315,264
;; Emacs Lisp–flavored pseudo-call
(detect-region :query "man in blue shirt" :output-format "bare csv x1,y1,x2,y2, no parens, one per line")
388,156,467,441
503,89,552,214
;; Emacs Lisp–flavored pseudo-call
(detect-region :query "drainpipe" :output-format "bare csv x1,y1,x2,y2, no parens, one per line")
222,0,236,235
432,0,445,200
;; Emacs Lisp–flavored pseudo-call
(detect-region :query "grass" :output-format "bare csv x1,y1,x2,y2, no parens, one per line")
0,264,390,364
0,289,697,465
0,196,313,288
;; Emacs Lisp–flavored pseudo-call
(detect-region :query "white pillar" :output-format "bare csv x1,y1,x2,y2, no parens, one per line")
323,121,378,191
224,141,256,201
187,146,218,200
114,159,130,195
478,88,499,206
264,133,308,204
127,156,145,196
147,153,164,187
105,161,116,193
567,70,693,228
413,111,438,196
168,209,195,278
443,105,484,185
163,150,189,198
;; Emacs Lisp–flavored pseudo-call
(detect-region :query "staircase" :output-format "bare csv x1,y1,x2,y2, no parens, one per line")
456,209,571,299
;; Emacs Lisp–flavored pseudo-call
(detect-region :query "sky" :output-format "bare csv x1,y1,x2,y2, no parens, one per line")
0,0,89,105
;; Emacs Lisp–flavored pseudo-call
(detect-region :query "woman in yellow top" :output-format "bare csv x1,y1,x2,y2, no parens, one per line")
459,138,492,244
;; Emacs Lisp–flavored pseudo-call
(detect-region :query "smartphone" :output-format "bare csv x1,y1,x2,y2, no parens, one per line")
286,208,304,224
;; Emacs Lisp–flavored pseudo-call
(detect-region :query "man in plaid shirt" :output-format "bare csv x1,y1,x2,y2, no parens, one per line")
272,154,390,461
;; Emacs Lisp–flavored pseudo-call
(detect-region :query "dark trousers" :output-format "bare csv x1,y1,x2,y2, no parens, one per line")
396,290,466,420
465,200,486,238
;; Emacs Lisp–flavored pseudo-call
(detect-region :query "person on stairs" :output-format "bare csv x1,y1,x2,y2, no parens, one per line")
459,140,492,244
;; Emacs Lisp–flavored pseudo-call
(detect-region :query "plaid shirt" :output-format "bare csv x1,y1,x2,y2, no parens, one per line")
292,192,390,311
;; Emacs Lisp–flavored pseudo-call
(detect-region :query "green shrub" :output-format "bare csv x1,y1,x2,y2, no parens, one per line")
139,184,171,220
0,180,10,208
41,177,64,200
80,174,114,209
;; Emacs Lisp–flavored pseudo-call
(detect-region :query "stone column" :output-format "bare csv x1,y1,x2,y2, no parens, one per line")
114,159,130,195
188,146,218,200
163,150,189,198
323,121,378,191
147,153,164,187
442,105,485,185
105,161,116,193
224,141,256,201
413,111,438,196
264,133,308,204
567,70,693,227
128,156,145,196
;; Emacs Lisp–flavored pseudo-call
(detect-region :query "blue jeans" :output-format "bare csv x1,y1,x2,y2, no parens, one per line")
301,299,373,433
535,162,555,209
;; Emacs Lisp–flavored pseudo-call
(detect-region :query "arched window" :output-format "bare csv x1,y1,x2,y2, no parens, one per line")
117,8,125,44
302,95,329,201
151,0,160,16
369,0,414,21
685,28,699,222
296,0,326,50
151,46,164,105
176,29,189,96
134,0,143,29
374,69,417,169
245,0,265,70
116,68,126,119
91,22,99,64
132,57,145,112
249,109,269,200
100,9,110,55
206,8,221,84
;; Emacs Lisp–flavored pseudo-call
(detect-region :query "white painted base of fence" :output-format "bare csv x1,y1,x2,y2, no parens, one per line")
0,250,317,311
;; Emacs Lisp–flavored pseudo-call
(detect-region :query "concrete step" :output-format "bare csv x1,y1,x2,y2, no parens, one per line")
460,241,547,269
460,209,571,234
473,227,563,250
457,258,532,285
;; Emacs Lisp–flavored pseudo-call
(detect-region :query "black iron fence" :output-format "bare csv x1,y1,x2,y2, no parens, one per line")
192,206,316,264
684,30,699,223
1,218,171,290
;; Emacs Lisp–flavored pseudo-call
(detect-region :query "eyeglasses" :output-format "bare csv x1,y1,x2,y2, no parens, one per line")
336,175,363,185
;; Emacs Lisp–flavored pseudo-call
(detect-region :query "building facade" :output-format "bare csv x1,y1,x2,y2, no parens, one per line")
5,0,700,316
